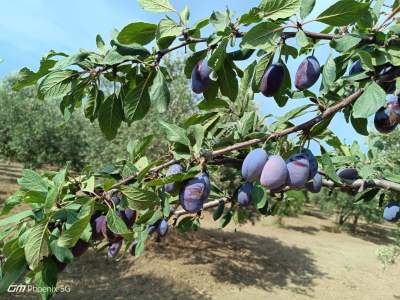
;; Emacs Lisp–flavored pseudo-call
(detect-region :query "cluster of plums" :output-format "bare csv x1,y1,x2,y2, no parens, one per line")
192,57,400,135
164,164,211,213
236,148,322,207
191,55,321,95
52,194,169,272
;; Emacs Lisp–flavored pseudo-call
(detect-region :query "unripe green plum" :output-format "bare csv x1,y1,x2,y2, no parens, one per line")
241,148,268,182
260,63,285,97
260,155,288,190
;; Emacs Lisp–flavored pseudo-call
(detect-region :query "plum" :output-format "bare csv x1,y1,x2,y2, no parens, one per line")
108,240,123,258
191,60,211,94
260,155,288,190
164,164,184,194
301,149,318,179
241,148,268,182
295,56,321,90
128,240,138,255
119,208,136,228
383,202,400,222
179,172,211,213
237,182,253,207
71,240,89,257
336,168,359,183
286,153,310,188
157,219,169,237
305,173,322,193
260,63,285,97
146,224,157,235
374,107,398,134
91,213,106,241
349,60,364,75
111,194,121,206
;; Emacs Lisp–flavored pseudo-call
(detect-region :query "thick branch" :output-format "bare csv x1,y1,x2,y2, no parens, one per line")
172,177,400,220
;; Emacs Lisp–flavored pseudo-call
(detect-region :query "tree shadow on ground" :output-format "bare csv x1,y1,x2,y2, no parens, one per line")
283,225,320,235
54,254,211,300
146,228,325,296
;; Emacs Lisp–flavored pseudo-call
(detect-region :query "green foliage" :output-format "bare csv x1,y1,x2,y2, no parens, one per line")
2,0,400,296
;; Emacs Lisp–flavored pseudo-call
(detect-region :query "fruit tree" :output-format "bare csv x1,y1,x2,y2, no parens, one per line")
2,0,400,298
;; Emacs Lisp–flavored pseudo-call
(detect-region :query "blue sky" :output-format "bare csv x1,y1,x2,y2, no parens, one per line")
0,0,368,152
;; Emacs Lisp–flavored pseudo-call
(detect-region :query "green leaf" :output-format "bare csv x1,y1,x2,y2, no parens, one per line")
122,187,159,210
176,216,200,233
98,94,124,140
106,210,130,235
145,169,199,187
84,88,104,122
34,258,58,300
296,30,310,47
198,97,230,111
317,0,369,26
350,115,369,136
188,124,205,153
213,200,225,221
13,57,56,91
156,18,183,41
330,35,362,52
241,22,281,51
49,240,73,263
45,169,66,210
24,221,49,270
127,135,154,162
0,210,34,227
117,22,157,45
180,5,190,25
159,120,190,146
18,169,49,193
322,55,336,89
236,61,256,114
353,82,386,118
0,247,27,293
38,70,77,100
137,0,175,12
210,10,231,32
52,52,90,70
123,76,153,124
58,212,91,248
96,34,107,54
220,210,232,228
321,153,341,183
259,0,301,20
357,50,374,71
208,37,228,71
1,190,25,215
149,70,170,113
300,0,315,19
217,61,239,102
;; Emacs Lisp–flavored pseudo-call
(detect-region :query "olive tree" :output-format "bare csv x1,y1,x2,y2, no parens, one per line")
1,0,400,298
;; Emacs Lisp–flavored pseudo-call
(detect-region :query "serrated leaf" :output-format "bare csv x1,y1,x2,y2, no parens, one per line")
0,210,34,227
118,22,157,45
127,135,154,162
122,187,159,210
0,248,27,293
18,170,49,193
149,70,170,113
296,30,310,47
317,0,369,26
353,82,386,118
259,0,301,20
34,258,58,300
241,22,281,51
321,153,341,183
322,55,336,89
106,210,130,235
138,0,175,12
38,70,77,100
58,212,91,248
157,18,183,41
159,120,190,146
98,94,124,140
217,61,238,101
13,57,56,91
213,200,225,221
24,221,49,270
123,76,153,124
300,0,315,19
52,52,90,70
208,37,228,71
330,34,361,52
237,61,256,114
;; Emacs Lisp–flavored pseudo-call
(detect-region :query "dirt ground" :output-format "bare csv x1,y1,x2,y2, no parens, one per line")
1,162,399,300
